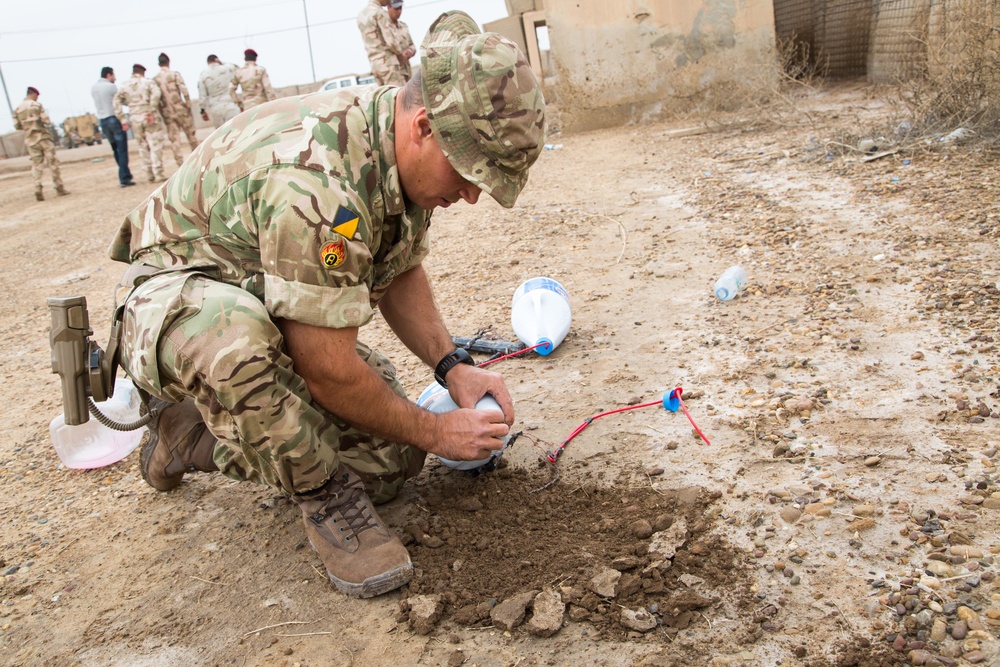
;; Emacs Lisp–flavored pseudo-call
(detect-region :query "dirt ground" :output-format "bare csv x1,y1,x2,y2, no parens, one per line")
1,83,998,667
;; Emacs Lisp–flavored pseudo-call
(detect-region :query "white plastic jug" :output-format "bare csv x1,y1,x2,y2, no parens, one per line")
510,277,571,356
49,377,144,469
416,381,508,471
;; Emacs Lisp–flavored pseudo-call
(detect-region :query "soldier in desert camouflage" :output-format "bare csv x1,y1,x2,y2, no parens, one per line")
229,48,276,111
197,55,241,128
111,12,545,599
357,0,406,86
12,87,69,201
114,64,167,182
385,0,415,82
153,53,198,165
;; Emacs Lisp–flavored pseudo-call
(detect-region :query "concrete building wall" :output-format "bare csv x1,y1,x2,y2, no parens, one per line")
546,0,776,132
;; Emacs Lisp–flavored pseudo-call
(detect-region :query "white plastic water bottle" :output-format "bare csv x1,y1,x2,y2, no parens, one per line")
713,266,748,301
510,277,571,355
415,381,508,471
49,377,144,469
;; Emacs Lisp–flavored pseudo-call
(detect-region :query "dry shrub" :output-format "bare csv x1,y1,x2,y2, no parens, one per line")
678,35,827,132
894,0,1000,142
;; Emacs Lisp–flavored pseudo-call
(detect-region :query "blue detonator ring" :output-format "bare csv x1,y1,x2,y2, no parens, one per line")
663,387,682,412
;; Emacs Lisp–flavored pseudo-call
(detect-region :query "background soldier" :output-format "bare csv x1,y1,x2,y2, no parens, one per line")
114,64,167,182
12,86,69,201
197,55,241,128
386,0,415,82
357,0,405,86
154,53,199,166
229,49,276,111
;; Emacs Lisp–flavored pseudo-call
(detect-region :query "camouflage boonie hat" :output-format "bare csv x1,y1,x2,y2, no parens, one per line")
421,11,546,208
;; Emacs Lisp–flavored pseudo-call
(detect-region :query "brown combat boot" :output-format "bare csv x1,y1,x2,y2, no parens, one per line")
56,185,70,196
295,469,412,598
139,396,219,491
35,189,44,201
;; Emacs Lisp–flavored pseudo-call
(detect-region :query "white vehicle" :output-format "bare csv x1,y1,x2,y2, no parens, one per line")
317,74,377,92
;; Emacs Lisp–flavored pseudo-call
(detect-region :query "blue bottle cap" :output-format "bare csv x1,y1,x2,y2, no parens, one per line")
535,338,554,355
663,388,681,412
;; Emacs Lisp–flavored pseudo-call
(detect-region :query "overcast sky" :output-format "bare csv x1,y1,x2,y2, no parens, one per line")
0,0,510,135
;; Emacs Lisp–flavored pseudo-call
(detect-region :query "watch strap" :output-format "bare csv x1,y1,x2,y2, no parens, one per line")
434,348,474,388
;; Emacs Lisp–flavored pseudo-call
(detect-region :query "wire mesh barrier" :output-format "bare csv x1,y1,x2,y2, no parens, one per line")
773,0,993,82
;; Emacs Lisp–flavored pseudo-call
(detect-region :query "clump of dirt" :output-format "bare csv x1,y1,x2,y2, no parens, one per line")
396,461,753,639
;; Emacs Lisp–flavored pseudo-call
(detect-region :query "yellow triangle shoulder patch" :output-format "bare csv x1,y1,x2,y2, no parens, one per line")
332,205,360,240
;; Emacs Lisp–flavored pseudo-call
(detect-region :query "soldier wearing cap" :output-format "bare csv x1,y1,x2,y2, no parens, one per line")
110,11,545,598
230,49,276,111
357,0,406,86
154,53,199,165
13,86,69,201
114,64,167,182
197,55,241,128
385,0,415,82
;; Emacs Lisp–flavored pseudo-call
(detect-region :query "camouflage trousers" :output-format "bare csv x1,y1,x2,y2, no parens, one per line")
27,141,62,191
129,113,166,180
207,101,240,128
119,271,425,503
163,110,198,163
371,56,406,87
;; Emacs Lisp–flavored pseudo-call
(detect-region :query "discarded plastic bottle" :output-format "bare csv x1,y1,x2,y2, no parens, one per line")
714,266,747,301
510,277,571,355
49,377,143,469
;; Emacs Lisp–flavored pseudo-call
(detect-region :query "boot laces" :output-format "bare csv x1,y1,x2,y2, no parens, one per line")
311,485,378,541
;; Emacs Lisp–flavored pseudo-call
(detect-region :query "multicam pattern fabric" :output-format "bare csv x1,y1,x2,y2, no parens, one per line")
229,62,276,109
421,11,546,208
198,62,242,127
115,74,167,180
110,86,430,497
385,18,415,81
357,0,400,85
12,98,54,148
121,273,425,499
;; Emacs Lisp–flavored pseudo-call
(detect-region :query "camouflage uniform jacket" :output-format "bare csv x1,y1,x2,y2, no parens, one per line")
229,63,276,108
108,85,431,333
153,67,192,119
198,62,239,106
386,19,415,78
114,74,163,122
12,98,54,147
357,0,394,67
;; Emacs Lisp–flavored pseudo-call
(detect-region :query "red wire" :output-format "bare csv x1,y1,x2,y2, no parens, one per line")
546,393,710,462
477,342,548,368
678,396,711,446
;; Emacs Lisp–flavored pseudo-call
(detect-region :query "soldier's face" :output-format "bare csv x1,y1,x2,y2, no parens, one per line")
398,111,481,210
388,7,401,20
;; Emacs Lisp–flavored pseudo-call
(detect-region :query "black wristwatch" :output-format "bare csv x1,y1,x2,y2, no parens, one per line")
434,348,474,388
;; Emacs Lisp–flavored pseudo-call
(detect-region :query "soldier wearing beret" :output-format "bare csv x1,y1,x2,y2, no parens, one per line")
230,48,276,111
13,86,69,201
114,64,167,182
110,12,545,598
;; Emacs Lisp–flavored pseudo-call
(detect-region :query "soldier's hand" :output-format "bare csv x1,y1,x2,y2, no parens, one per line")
430,408,508,462
404,47,416,59
122,122,130,132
